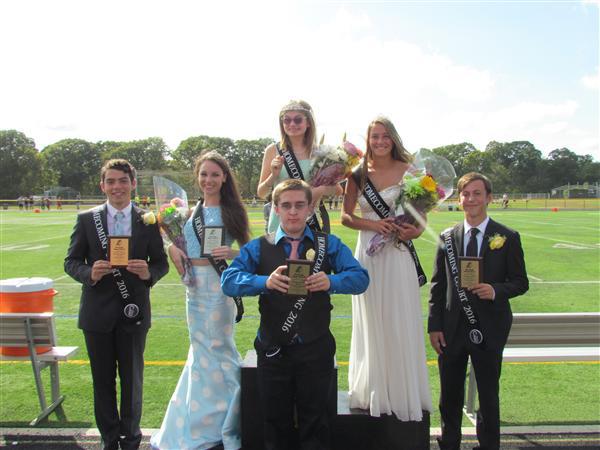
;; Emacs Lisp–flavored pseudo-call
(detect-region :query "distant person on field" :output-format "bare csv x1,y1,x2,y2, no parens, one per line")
502,193,509,209
64,159,168,450
428,172,528,450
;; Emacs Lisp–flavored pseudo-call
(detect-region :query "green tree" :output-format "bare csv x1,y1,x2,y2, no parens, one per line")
544,148,581,190
485,141,543,193
431,142,478,178
171,136,235,170
41,139,102,195
103,137,169,170
232,138,273,197
0,130,45,198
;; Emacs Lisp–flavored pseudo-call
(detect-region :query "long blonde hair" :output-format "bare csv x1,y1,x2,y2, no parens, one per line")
278,99,317,155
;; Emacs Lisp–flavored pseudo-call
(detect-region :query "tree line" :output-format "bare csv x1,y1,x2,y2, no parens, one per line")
1,129,598,199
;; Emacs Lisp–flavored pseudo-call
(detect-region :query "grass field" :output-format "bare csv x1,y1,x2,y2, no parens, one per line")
0,207,598,429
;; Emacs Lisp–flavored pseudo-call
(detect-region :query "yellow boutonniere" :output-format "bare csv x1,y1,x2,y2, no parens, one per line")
142,211,156,225
488,233,506,250
305,249,316,261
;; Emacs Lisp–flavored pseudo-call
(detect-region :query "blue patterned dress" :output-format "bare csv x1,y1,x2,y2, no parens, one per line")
151,206,242,450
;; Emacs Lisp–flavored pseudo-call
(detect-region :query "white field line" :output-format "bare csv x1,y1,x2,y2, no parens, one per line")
528,274,543,281
0,233,71,250
519,232,598,249
53,274,70,281
419,237,438,246
516,221,599,232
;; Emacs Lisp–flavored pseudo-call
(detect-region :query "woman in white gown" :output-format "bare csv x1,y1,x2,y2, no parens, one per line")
341,116,432,422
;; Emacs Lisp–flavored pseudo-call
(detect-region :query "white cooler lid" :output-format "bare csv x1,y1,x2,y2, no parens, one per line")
0,277,54,293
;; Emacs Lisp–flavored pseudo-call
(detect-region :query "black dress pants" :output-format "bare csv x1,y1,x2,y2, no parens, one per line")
84,327,147,450
255,331,336,450
437,321,503,450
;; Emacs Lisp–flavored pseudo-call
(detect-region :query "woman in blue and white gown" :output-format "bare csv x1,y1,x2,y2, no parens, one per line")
341,116,432,422
151,151,250,450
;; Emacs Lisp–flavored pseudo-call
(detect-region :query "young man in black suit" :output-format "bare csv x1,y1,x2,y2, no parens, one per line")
428,172,528,450
65,159,168,450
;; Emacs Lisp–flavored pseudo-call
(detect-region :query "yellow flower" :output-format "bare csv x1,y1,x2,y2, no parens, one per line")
142,211,156,225
305,249,316,261
420,175,437,193
488,234,506,250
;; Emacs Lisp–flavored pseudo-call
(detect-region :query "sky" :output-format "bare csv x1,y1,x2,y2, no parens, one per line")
1,0,598,160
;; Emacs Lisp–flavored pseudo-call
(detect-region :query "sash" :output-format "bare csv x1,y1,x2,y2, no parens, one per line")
92,209,142,325
353,170,427,287
276,144,330,234
266,231,328,358
191,204,244,323
442,229,485,347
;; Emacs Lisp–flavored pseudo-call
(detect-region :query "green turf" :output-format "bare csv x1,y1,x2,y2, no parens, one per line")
0,208,598,427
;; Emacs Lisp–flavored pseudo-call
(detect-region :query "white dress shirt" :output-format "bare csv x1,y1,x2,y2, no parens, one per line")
463,216,490,257
107,202,133,236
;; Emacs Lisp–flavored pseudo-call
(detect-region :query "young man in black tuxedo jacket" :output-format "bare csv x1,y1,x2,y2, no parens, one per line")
428,172,528,450
65,159,168,450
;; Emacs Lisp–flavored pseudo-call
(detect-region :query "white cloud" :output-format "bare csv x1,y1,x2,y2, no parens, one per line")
581,68,599,89
0,1,596,160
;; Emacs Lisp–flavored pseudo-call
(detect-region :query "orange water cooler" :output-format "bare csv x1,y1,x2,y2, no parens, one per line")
0,277,57,356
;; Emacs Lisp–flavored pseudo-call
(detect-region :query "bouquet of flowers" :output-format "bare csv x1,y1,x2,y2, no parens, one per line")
366,149,456,256
152,176,194,286
309,135,364,187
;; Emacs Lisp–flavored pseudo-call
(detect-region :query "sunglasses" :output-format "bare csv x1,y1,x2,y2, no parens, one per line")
282,116,305,125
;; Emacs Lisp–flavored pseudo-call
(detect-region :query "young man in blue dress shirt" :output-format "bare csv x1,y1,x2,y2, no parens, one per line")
222,179,369,450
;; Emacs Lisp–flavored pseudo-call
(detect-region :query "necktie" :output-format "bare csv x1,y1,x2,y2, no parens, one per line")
114,211,125,235
467,228,479,257
286,238,300,260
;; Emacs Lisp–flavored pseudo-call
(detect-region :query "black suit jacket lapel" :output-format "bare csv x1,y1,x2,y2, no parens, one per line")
131,206,143,239
481,218,498,259
454,223,464,257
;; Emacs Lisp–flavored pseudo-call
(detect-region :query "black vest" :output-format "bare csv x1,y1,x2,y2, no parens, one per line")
256,234,332,347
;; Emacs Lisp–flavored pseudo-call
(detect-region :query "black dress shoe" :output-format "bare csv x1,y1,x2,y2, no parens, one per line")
436,437,460,450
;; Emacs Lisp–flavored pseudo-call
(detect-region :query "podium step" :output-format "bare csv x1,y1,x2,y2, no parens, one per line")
241,351,430,449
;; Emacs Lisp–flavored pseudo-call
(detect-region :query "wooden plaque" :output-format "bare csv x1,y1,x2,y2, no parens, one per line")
459,257,483,288
286,259,313,296
109,236,130,267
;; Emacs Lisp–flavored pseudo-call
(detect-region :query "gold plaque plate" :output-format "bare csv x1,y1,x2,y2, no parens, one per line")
286,259,313,296
459,257,482,288
109,236,130,268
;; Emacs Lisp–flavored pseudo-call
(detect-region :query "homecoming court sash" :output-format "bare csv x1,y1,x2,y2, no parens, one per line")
276,143,330,234
353,169,427,287
191,204,244,323
442,229,485,347
93,209,143,325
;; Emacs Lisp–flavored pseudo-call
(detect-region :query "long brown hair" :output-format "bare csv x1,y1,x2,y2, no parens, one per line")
193,150,251,245
278,99,317,155
358,116,413,190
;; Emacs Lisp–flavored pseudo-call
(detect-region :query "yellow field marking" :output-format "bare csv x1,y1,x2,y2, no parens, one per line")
1,360,598,367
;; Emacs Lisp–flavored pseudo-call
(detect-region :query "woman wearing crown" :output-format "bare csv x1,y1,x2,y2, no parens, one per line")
257,99,342,234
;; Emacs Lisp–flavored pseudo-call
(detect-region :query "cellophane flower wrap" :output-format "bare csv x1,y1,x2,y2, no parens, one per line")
366,149,456,256
152,176,194,286
309,139,364,187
